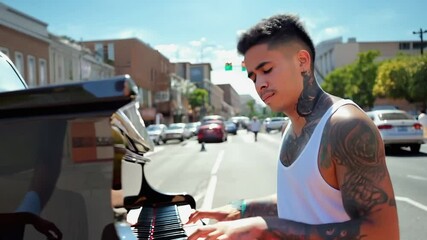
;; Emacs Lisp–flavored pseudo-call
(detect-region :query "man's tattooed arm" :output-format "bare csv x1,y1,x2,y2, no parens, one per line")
242,194,278,218
255,106,399,239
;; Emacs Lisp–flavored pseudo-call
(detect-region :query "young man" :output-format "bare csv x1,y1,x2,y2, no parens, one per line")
187,14,399,239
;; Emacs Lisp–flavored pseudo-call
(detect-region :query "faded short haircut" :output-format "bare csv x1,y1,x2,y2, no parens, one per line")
237,14,316,69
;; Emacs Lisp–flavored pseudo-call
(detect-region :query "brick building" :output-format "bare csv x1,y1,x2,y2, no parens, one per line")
0,3,50,87
83,38,174,124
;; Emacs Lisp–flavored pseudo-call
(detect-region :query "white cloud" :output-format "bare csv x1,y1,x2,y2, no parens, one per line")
313,26,347,44
116,28,148,40
155,38,264,105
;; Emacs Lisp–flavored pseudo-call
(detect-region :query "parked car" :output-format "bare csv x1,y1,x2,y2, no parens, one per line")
163,123,191,143
198,120,227,143
264,116,288,133
225,121,238,135
230,116,250,129
366,110,424,153
146,124,167,145
185,121,201,136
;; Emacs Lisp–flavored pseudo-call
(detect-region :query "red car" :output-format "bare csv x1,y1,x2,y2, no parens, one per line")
197,120,227,143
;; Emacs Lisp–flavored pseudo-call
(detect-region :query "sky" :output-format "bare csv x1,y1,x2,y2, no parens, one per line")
2,0,426,104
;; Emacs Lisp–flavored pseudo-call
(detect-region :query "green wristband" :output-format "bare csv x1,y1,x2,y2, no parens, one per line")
231,199,247,218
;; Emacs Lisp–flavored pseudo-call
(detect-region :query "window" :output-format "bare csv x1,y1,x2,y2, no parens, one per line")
0,53,27,92
399,42,410,50
95,43,103,62
0,47,9,57
39,58,47,85
27,55,36,87
413,42,427,49
14,52,24,76
107,43,115,61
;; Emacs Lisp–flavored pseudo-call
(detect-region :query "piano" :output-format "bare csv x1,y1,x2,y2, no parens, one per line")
0,74,200,240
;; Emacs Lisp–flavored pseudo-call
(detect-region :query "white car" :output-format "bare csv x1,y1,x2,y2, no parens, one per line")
146,124,167,145
163,123,191,143
264,117,289,133
366,110,424,153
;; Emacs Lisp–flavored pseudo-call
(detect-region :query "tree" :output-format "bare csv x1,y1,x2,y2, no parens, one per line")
321,65,352,98
374,54,427,109
373,55,413,100
246,99,256,117
188,88,209,118
321,50,380,108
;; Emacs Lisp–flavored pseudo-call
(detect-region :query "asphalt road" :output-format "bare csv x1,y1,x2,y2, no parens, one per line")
136,129,427,239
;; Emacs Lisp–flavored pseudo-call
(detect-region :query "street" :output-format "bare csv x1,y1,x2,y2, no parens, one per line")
139,129,427,240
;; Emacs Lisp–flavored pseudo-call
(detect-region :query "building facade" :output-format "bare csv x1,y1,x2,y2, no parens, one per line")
83,38,173,124
315,37,425,112
0,3,50,87
315,37,424,84
217,83,241,116
49,34,114,85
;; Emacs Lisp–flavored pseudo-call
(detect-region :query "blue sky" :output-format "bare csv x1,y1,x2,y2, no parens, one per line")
2,0,426,102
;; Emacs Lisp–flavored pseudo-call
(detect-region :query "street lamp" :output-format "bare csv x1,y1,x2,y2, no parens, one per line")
413,28,427,55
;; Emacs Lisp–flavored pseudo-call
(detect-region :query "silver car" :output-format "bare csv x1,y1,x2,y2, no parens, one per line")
146,124,167,145
163,123,190,143
366,110,424,153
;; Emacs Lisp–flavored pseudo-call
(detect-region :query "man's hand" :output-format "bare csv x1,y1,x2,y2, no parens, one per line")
186,204,241,224
31,215,62,240
188,217,267,240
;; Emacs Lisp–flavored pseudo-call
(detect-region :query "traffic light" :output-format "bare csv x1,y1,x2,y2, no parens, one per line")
225,62,232,71
241,61,246,71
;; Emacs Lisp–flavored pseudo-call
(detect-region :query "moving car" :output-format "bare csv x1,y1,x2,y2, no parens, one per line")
225,120,238,135
163,123,191,143
264,116,289,133
366,110,424,153
198,120,227,143
146,124,167,145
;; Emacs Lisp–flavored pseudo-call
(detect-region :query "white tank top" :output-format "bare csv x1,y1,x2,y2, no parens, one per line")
277,99,355,224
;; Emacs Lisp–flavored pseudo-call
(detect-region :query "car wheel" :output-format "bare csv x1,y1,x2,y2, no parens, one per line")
410,144,421,153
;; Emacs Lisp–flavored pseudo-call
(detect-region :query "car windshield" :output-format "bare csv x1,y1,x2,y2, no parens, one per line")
168,124,183,130
378,112,413,120
0,54,27,92
147,125,161,131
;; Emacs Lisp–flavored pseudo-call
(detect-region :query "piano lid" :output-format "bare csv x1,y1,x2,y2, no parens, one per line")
0,74,138,120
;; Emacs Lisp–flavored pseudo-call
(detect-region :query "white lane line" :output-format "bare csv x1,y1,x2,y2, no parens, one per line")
407,175,427,181
211,150,225,175
396,196,427,212
201,150,225,210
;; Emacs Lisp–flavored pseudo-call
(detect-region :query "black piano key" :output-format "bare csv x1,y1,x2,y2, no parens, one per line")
133,205,190,240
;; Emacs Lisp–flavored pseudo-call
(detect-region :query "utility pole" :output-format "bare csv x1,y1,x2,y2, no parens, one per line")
413,28,427,55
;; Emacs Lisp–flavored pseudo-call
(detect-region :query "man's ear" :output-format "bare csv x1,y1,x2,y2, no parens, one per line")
296,50,311,72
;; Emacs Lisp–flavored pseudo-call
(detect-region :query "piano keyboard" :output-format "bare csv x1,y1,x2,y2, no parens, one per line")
127,205,201,239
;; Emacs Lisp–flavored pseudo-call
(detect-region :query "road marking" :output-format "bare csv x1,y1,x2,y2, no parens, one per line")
407,175,427,181
211,150,224,175
201,150,225,210
396,196,427,212
201,176,217,210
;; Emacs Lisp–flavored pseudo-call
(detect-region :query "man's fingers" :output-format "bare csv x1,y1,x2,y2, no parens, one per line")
187,211,220,224
188,226,216,240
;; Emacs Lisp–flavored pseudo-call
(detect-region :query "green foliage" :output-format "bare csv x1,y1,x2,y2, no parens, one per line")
373,56,413,100
373,54,427,105
246,99,256,117
188,88,208,109
321,50,380,108
408,55,427,104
